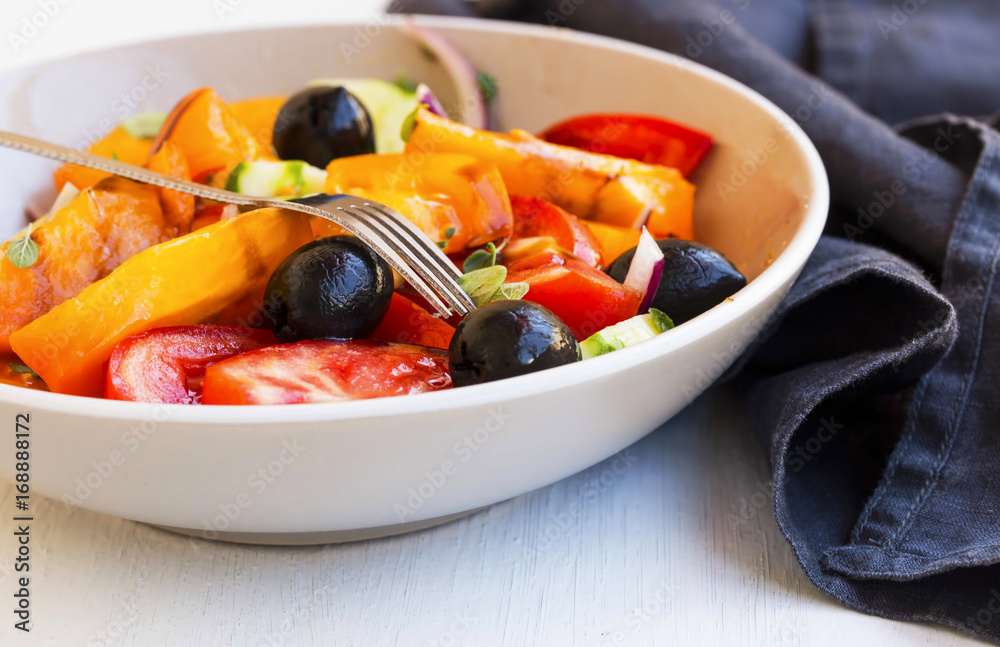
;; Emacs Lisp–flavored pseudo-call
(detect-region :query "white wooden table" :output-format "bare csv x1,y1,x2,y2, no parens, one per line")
0,1,987,644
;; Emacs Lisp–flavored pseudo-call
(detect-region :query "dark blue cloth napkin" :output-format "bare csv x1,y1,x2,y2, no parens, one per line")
394,0,1000,642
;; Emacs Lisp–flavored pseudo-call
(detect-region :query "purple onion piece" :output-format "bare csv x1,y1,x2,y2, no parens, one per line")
400,18,488,129
623,227,665,313
415,83,447,118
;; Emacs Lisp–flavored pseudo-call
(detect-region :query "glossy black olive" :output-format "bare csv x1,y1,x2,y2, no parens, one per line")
264,236,392,342
449,300,579,387
272,86,375,167
607,239,746,325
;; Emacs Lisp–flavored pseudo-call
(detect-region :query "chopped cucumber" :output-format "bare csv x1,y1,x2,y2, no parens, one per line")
308,78,421,154
121,111,168,139
579,308,674,359
224,160,326,197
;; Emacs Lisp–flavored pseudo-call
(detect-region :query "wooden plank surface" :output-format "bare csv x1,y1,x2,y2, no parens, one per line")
0,390,984,645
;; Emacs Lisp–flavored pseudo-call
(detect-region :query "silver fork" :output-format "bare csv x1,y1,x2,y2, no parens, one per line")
0,130,475,318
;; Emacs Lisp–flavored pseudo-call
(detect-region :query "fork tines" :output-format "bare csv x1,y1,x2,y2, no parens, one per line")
298,195,475,318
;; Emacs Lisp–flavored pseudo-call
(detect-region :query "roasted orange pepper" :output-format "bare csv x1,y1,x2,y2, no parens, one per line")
584,221,642,265
9,208,312,397
0,177,193,354
153,88,264,181
324,153,513,253
53,126,153,192
146,140,196,230
406,108,695,239
230,95,285,150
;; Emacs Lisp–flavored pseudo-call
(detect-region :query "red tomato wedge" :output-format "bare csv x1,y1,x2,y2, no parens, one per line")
507,195,602,268
538,114,713,177
371,293,456,350
201,340,452,405
507,260,641,340
106,326,279,404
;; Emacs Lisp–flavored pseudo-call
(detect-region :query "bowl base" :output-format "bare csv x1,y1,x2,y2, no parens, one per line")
148,507,489,545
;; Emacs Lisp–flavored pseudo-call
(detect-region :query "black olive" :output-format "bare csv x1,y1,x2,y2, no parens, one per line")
264,236,392,342
449,300,579,387
607,239,746,325
272,86,375,167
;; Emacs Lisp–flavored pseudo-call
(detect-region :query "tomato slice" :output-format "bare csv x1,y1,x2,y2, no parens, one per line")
507,260,641,340
106,325,279,404
507,195,602,268
371,293,456,350
538,113,712,177
201,340,451,405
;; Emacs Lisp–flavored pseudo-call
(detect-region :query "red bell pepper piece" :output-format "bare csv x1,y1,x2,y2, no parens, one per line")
538,113,713,177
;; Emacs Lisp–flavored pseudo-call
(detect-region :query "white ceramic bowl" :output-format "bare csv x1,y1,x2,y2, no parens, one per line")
0,16,827,543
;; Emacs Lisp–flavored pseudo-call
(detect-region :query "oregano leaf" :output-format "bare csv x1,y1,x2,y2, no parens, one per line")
6,224,39,269
456,266,508,307
462,242,497,273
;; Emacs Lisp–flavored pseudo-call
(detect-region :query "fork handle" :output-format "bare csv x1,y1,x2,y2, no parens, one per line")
0,129,263,207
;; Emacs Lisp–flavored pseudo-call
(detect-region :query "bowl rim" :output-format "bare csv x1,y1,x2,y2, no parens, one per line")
0,14,829,424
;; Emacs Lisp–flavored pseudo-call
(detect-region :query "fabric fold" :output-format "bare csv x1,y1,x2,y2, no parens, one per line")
394,1,1000,641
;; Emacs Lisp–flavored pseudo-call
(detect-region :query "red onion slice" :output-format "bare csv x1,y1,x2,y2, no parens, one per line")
400,18,488,129
415,83,447,118
623,227,664,313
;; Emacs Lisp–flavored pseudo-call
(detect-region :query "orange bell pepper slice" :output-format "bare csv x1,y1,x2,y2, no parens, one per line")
53,126,153,192
146,140,196,230
9,208,313,397
406,108,695,240
0,177,193,354
324,153,513,253
230,95,285,150
584,221,642,266
153,87,264,181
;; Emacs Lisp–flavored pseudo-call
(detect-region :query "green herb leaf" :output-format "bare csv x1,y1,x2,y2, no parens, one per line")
457,266,508,307
8,363,39,379
436,240,448,249
6,223,40,269
443,226,456,239
462,242,497,273
395,74,418,94
476,71,498,103
497,282,529,301
400,105,419,142
648,308,674,333
121,111,168,139
456,265,530,307
111,151,120,161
